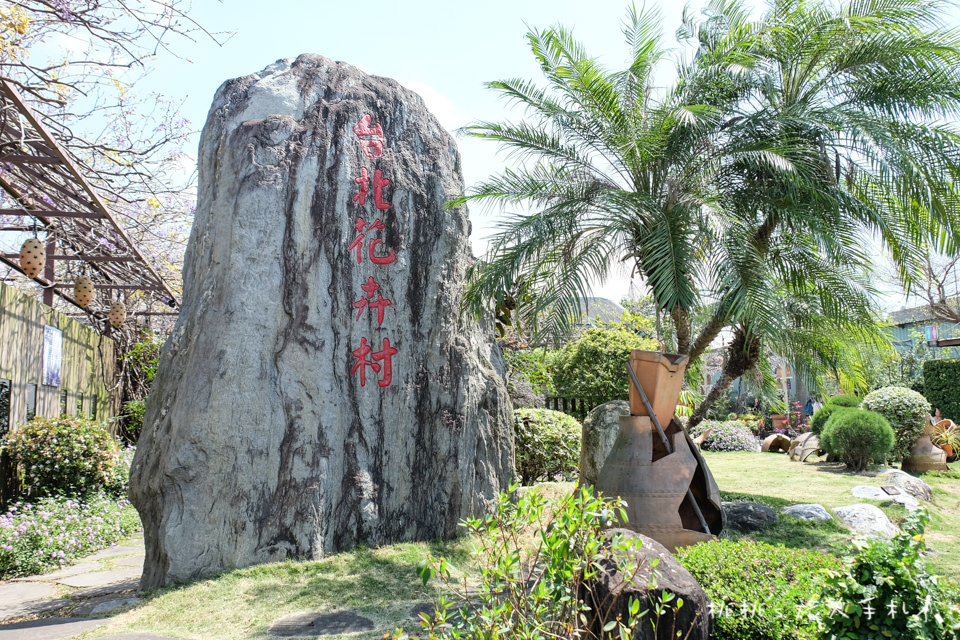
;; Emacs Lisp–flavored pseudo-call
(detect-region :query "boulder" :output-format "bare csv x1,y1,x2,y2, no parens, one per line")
129,54,515,589
722,501,778,533
579,400,629,485
851,485,920,511
582,529,710,640
781,503,833,522
833,504,898,538
877,469,933,501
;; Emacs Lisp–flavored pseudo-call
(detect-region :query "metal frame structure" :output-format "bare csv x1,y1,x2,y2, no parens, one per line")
0,79,180,325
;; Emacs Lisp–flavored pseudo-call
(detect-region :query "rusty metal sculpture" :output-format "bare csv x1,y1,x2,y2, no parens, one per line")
593,351,723,552
789,432,824,462
761,433,793,453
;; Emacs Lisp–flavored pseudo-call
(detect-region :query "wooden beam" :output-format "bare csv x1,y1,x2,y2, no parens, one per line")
933,337,960,348
0,155,61,164
51,284,165,291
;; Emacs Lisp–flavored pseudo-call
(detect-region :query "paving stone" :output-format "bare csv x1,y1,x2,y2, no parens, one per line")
116,556,144,568
83,546,144,562
90,597,142,616
12,562,101,582
68,578,140,600
851,485,920,511
0,617,103,640
0,582,60,620
268,611,375,637
57,567,142,588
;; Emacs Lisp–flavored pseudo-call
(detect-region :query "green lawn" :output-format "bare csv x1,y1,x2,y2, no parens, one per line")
74,454,960,639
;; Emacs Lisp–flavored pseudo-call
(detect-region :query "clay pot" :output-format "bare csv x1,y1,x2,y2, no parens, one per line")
19,238,44,278
771,414,788,431
74,276,95,308
627,350,689,425
108,301,126,329
901,435,949,472
594,415,721,551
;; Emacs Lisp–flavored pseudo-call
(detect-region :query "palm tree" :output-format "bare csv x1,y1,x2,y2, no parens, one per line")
460,0,960,420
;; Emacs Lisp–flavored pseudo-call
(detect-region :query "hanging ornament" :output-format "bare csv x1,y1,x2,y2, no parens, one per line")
109,301,126,329
19,238,44,278
74,276,95,308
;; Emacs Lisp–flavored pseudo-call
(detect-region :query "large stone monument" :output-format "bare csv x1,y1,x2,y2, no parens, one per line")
129,55,515,589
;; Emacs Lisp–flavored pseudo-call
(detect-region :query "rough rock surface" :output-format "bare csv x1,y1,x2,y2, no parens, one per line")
851,485,920,511
833,504,898,538
129,55,514,589
722,501,778,533
878,469,933,501
579,400,630,485
782,504,833,522
582,529,710,640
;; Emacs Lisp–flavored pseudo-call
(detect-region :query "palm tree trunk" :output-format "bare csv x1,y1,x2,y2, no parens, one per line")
687,326,762,430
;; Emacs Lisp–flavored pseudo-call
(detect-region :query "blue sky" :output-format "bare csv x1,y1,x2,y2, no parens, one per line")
134,0,726,301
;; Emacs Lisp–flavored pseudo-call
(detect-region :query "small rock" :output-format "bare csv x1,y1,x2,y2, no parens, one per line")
782,504,833,522
581,529,710,640
833,504,898,538
579,400,630,486
90,598,141,616
877,469,933,501
851,485,920,511
268,611,375,637
722,501,778,533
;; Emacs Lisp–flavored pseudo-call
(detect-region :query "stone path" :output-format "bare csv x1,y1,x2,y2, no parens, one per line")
0,533,185,640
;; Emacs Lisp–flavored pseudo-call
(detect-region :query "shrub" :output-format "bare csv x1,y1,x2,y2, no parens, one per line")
820,409,895,471
805,509,960,639
416,484,690,639
828,394,861,408
513,408,581,484
1,416,121,498
688,420,759,452
0,493,141,578
923,358,960,422
120,399,146,443
676,539,841,640
551,327,658,419
810,404,853,436
861,386,931,461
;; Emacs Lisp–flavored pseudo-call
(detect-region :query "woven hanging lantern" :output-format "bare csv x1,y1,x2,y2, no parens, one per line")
108,301,126,329
19,238,44,278
74,276,95,308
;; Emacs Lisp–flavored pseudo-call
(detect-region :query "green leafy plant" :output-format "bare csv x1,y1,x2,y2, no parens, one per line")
828,394,862,408
121,399,146,442
513,408,581,485
676,539,841,640
810,404,853,436
861,386,931,461
805,509,960,639
414,484,698,639
1,416,122,498
551,328,658,419
923,358,960,422
820,409,895,471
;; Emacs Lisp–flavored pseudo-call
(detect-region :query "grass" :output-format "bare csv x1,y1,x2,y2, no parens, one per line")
66,454,960,639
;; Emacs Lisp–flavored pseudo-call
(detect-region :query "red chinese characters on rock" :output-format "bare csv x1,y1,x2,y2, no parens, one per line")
349,113,399,389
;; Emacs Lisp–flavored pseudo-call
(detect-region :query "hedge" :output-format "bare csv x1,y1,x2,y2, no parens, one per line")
923,358,960,422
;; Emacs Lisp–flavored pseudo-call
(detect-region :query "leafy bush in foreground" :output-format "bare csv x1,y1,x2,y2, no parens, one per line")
0,494,141,578
861,386,931,461
820,409,895,471
805,509,960,639
688,420,759,452
676,539,841,640
513,408,581,484
2,416,122,498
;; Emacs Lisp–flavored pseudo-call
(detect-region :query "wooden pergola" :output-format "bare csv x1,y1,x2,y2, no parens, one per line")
0,80,179,328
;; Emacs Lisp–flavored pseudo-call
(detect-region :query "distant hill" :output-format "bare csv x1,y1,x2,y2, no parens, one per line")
576,297,625,325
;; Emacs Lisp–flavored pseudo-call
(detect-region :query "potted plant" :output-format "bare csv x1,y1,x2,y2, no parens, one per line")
933,422,960,462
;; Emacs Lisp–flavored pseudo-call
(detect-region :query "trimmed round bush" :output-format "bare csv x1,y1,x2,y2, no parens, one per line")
688,420,759,452
513,408,581,484
1,416,121,498
810,404,853,436
828,394,861,408
820,409,895,471
551,328,657,418
861,386,931,461
676,539,842,640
